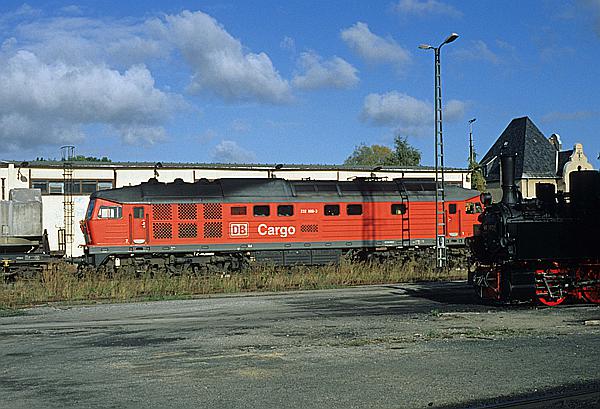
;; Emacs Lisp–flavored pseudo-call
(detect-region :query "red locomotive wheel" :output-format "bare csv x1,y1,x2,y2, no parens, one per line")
535,268,567,307
581,270,600,304
536,295,567,307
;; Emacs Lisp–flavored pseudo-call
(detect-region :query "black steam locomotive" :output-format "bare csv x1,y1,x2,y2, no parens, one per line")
469,152,600,305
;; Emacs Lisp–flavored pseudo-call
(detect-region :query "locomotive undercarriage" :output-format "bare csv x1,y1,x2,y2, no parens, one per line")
470,260,600,306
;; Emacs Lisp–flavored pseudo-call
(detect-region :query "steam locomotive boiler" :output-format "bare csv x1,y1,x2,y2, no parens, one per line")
469,153,600,305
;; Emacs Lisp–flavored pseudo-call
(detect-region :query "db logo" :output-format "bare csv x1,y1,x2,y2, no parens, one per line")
229,222,249,237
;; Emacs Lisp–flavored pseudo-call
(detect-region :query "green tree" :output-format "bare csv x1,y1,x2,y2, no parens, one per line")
468,151,486,191
344,136,421,167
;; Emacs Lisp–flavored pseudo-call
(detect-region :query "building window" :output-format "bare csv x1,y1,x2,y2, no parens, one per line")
391,203,407,215
31,179,114,195
324,204,340,216
98,206,122,219
347,204,363,215
231,206,247,216
277,205,294,217
448,204,457,214
253,205,270,217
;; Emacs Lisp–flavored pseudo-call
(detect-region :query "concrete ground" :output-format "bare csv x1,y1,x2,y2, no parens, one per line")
1,282,599,408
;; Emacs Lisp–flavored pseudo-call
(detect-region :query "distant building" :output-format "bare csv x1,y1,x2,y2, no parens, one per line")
0,160,473,256
480,116,594,201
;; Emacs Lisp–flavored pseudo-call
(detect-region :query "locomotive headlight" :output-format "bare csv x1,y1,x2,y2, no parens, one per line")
480,192,493,206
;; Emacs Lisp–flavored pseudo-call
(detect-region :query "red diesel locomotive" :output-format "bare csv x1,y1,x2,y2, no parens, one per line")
80,177,482,274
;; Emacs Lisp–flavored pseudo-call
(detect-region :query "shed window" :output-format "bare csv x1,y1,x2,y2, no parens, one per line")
98,206,122,219
391,203,407,215
48,182,64,195
448,204,457,214
231,206,247,216
347,204,363,215
324,204,340,216
253,205,270,217
277,205,294,217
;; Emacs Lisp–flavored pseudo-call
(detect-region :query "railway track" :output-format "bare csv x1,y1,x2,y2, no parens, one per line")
468,388,600,409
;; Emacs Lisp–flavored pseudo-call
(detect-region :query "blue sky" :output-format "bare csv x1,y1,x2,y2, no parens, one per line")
0,0,599,168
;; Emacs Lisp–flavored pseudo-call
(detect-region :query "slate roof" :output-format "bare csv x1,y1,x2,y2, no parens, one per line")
557,149,573,177
480,117,558,182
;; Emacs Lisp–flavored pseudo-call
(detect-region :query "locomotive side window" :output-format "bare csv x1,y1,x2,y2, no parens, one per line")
98,206,122,219
85,199,96,220
449,204,457,214
347,204,363,215
466,203,483,214
277,205,294,217
231,206,247,216
253,205,270,217
133,207,144,219
391,204,407,215
324,204,340,216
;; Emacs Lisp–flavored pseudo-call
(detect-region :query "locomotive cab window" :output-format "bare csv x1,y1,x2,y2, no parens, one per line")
85,199,96,220
231,206,247,216
448,204,457,214
253,205,270,217
98,206,122,219
324,204,340,216
133,207,144,219
277,205,294,217
347,204,363,215
391,203,407,215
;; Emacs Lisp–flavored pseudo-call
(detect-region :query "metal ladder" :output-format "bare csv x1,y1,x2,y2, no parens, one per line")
434,50,447,268
399,182,410,248
62,146,75,258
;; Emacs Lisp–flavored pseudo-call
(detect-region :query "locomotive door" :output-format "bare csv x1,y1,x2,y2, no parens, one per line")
130,206,146,244
446,203,460,237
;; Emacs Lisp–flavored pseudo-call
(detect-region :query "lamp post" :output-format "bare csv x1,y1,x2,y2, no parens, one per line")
468,118,476,167
419,32,459,268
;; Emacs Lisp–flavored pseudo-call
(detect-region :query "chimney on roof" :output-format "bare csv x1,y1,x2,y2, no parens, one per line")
548,133,562,151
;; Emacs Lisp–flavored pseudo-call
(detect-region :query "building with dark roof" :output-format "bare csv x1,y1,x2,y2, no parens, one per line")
480,116,594,200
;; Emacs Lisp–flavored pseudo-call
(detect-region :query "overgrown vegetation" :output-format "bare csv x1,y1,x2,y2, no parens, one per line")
0,260,466,308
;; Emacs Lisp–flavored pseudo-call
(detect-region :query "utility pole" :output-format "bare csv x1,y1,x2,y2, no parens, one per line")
419,33,459,269
468,118,476,167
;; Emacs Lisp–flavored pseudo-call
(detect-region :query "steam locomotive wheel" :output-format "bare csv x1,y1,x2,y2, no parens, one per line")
580,269,600,304
535,268,567,306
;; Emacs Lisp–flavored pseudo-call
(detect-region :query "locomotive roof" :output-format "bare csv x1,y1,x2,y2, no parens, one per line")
90,177,479,203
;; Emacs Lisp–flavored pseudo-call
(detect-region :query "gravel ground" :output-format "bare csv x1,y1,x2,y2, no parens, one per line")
0,282,599,408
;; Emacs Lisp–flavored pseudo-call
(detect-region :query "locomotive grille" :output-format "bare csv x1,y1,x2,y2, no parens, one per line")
178,223,197,239
203,203,222,219
153,204,172,220
153,223,172,239
203,222,222,238
301,224,319,233
178,204,197,220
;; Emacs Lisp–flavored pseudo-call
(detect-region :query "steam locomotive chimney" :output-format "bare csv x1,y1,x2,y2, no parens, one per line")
500,152,518,204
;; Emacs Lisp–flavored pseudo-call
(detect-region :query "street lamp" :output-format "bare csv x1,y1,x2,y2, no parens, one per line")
468,118,477,167
419,32,459,269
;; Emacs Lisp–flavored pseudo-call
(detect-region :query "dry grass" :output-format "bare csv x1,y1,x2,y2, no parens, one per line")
0,259,466,309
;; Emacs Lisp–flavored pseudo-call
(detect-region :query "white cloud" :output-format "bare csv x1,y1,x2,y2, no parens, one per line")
0,51,176,150
361,91,465,136
211,140,257,163
292,52,359,90
443,99,466,121
280,36,296,52
452,40,499,64
541,110,599,123
230,119,251,133
340,22,411,68
160,10,292,104
394,0,462,17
